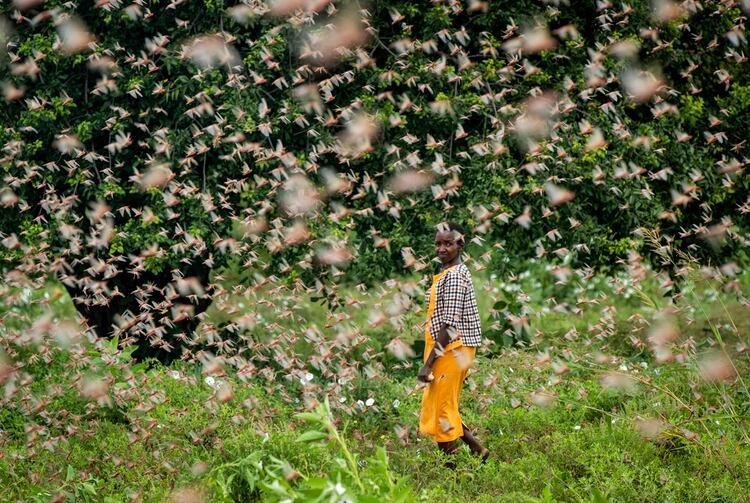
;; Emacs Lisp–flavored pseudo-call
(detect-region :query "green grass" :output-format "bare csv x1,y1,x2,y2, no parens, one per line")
1,265,749,502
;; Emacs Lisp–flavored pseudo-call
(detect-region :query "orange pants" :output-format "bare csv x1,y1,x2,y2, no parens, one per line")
418,341,476,443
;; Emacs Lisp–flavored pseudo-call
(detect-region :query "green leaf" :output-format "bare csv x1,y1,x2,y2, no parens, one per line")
294,412,321,423
66,465,75,482
303,477,330,490
589,488,610,503
82,482,97,495
295,430,328,443
540,486,555,503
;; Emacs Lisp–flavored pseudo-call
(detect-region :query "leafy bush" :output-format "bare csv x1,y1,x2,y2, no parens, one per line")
206,397,416,502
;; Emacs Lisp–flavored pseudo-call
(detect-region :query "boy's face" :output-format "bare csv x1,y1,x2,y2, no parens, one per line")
435,230,462,265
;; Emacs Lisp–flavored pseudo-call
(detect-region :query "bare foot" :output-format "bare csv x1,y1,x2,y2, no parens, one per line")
479,447,490,463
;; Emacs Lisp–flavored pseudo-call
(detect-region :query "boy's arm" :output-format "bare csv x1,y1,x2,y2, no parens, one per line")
417,323,452,382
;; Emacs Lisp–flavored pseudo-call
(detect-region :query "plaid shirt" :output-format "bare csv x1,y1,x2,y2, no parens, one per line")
425,263,482,347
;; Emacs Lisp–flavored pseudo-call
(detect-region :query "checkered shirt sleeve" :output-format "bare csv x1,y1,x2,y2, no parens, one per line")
427,264,483,347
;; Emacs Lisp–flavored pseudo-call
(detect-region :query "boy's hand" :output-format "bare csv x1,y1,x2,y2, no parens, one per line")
417,364,434,384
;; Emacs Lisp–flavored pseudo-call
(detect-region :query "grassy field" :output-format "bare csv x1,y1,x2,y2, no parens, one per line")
1,262,749,502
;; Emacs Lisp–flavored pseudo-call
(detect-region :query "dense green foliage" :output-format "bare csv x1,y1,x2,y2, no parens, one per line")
1,0,749,357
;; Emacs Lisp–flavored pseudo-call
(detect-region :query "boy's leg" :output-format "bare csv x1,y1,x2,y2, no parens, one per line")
460,423,490,460
437,440,458,469
437,440,458,454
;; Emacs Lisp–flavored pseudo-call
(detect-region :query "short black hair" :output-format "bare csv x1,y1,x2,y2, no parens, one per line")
447,221,466,237
436,221,468,246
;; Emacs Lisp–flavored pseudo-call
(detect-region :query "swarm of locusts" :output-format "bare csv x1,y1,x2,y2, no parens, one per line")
0,0,749,495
